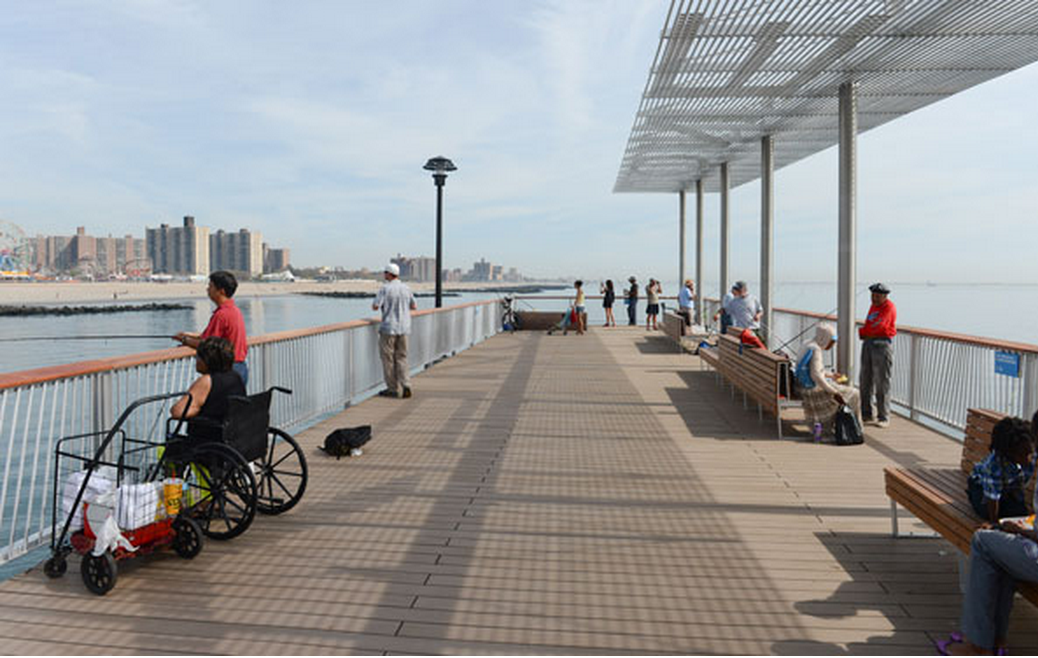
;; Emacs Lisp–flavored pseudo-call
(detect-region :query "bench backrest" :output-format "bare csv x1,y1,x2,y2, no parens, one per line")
962,408,1037,505
717,334,791,411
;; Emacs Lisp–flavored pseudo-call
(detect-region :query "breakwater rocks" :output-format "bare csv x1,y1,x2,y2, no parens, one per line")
299,291,461,299
0,302,193,317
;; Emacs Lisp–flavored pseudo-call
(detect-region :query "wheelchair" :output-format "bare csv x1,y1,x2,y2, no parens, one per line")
165,386,309,540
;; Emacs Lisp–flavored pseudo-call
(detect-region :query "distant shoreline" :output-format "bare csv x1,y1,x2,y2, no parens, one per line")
0,280,564,305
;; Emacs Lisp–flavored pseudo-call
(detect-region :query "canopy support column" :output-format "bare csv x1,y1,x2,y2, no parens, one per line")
695,179,704,325
678,189,687,294
720,162,730,301
838,81,858,378
761,135,774,348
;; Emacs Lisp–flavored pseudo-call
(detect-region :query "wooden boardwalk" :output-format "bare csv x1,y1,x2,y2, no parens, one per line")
1,328,1036,655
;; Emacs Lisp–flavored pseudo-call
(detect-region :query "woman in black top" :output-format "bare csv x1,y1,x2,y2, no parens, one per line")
171,337,246,439
600,280,616,327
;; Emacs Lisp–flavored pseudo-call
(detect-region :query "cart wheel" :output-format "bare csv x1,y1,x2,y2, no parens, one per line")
44,555,67,579
256,428,308,515
80,552,118,595
182,443,257,541
172,516,204,559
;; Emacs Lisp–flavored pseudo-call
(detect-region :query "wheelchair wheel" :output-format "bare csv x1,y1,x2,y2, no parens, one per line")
181,443,257,541
256,428,308,515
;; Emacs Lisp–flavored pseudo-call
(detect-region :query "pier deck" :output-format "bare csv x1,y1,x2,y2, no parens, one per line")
1,328,1036,655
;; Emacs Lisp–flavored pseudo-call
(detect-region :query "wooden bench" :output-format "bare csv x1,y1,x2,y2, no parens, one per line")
884,408,1038,605
711,332,801,438
515,310,588,332
662,311,712,352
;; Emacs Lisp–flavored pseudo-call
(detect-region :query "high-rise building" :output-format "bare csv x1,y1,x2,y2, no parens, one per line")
32,229,150,276
470,258,492,282
262,243,291,273
210,228,263,277
146,216,210,276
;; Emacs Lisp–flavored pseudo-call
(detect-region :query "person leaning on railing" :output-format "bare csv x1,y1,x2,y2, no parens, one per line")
174,270,250,387
938,412,1038,657
372,263,417,399
859,282,896,428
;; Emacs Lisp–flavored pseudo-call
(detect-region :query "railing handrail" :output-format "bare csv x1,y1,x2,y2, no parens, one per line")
698,296,1038,355
0,299,500,391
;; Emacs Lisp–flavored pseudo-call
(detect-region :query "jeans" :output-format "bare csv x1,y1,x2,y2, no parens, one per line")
627,301,637,325
860,338,893,421
233,361,249,388
961,529,1038,649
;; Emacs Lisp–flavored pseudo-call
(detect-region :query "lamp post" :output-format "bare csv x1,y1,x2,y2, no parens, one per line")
423,156,457,308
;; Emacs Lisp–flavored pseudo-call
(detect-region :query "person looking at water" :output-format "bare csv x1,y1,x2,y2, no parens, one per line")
600,280,616,327
645,279,662,330
678,279,694,328
624,276,639,326
859,282,896,428
170,337,246,441
571,280,586,336
713,284,738,335
373,263,417,399
174,271,249,386
938,413,1038,656
725,281,763,334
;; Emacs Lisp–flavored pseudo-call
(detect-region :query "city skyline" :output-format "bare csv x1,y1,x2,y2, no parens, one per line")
1,2,1036,283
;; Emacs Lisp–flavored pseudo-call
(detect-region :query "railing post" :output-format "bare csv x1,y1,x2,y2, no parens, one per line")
1022,352,1037,419
908,333,920,421
344,329,352,406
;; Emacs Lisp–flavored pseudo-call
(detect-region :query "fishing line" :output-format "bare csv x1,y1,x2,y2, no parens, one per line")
0,334,176,343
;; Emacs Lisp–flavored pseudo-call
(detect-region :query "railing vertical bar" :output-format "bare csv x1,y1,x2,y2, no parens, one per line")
9,386,36,547
0,388,24,534
39,378,65,532
23,382,50,546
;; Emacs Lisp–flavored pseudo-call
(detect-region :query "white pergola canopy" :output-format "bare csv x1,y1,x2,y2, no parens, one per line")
616,0,1038,193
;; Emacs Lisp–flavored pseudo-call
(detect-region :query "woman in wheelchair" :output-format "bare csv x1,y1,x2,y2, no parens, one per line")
171,336,246,441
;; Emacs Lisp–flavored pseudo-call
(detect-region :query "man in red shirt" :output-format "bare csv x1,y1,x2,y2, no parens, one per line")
859,282,896,428
174,270,249,386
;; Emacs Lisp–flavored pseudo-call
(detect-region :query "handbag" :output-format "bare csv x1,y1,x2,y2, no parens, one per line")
833,406,864,446
320,425,372,459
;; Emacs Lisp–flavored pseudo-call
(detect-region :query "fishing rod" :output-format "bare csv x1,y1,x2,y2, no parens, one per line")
0,334,176,343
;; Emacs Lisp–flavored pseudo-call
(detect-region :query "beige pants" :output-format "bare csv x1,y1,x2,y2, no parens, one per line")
379,333,410,393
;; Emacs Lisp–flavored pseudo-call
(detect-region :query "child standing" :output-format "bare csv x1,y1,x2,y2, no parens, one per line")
967,416,1036,523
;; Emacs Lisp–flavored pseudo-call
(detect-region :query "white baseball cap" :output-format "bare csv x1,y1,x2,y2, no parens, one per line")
384,263,400,276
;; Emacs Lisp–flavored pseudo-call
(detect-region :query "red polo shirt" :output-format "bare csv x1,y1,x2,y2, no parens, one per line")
859,299,897,339
200,299,248,362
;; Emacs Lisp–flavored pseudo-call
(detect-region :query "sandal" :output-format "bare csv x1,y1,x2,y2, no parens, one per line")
936,635,961,656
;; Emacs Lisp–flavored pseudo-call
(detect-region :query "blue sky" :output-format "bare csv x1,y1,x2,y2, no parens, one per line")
1,1,1036,283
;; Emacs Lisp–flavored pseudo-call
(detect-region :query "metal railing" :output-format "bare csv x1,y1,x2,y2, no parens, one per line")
0,300,501,567
702,297,1038,434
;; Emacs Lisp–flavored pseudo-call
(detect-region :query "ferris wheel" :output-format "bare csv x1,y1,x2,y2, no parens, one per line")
0,220,34,275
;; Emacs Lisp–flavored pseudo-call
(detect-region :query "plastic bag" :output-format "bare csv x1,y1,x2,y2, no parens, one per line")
61,467,117,532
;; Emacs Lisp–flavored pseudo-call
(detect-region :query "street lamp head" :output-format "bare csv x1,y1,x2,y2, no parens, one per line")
423,156,457,174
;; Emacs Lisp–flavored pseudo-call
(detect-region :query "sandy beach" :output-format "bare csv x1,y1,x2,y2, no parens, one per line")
0,280,545,305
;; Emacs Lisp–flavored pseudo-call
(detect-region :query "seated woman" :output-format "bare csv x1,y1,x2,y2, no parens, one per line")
967,416,1035,523
170,336,246,440
939,413,1038,656
794,322,862,431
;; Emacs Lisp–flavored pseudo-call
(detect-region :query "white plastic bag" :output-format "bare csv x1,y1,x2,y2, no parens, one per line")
116,482,163,530
61,468,117,532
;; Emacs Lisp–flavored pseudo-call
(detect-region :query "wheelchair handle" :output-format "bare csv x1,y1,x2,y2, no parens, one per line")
271,386,293,395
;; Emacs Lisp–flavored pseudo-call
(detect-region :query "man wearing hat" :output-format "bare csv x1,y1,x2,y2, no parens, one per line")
372,263,417,398
859,283,897,427
624,277,639,326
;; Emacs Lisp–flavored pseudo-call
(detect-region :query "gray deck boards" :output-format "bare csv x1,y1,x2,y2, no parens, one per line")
1,328,1035,655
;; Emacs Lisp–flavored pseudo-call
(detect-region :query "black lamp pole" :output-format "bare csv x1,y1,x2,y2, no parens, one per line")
423,156,457,309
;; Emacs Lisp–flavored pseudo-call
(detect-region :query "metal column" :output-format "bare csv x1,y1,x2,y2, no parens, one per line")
720,162,730,299
678,189,687,290
761,135,774,348
838,82,857,378
695,179,704,325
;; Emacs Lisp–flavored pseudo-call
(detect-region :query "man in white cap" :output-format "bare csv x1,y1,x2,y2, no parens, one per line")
372,263,417,398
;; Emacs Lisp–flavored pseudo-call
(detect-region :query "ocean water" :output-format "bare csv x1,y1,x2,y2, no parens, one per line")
1,283,1035,375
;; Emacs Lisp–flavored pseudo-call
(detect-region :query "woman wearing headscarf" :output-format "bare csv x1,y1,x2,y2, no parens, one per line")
794,322,862,429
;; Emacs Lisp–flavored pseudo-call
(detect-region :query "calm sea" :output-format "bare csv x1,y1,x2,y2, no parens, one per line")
0,282,1035,375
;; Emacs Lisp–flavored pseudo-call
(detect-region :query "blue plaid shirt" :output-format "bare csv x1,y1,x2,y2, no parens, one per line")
971,452,1036,501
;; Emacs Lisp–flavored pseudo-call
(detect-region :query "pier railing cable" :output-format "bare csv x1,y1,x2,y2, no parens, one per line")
0,300,502,568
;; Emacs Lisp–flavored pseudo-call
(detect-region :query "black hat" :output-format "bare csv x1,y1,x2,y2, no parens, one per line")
869,283,890,294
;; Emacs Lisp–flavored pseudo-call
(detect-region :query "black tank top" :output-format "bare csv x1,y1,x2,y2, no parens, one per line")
190,370,246,440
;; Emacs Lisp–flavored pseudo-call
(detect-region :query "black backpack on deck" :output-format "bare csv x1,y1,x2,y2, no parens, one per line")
834,406,864,446
320,425,372,459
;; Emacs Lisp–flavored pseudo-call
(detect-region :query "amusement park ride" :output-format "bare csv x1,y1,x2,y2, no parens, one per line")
0,220,33,279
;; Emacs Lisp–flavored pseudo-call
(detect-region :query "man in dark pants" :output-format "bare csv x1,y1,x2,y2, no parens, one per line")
625,276,639,326
859,282,896,428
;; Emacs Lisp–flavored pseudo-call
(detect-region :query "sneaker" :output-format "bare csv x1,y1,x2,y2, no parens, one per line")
401,386,412,399
875,419,890,428
377,389,399,398
349,448,363,457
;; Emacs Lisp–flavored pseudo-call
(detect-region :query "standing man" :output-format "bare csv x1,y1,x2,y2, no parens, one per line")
713,284,738,335
677,279,695,329
724,281,763,333
174,270,249,386
625,276,639,326
373,263,417,399
859,282,897,428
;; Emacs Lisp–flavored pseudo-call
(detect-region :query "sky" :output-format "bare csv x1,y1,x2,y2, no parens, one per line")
1,0,1036,283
